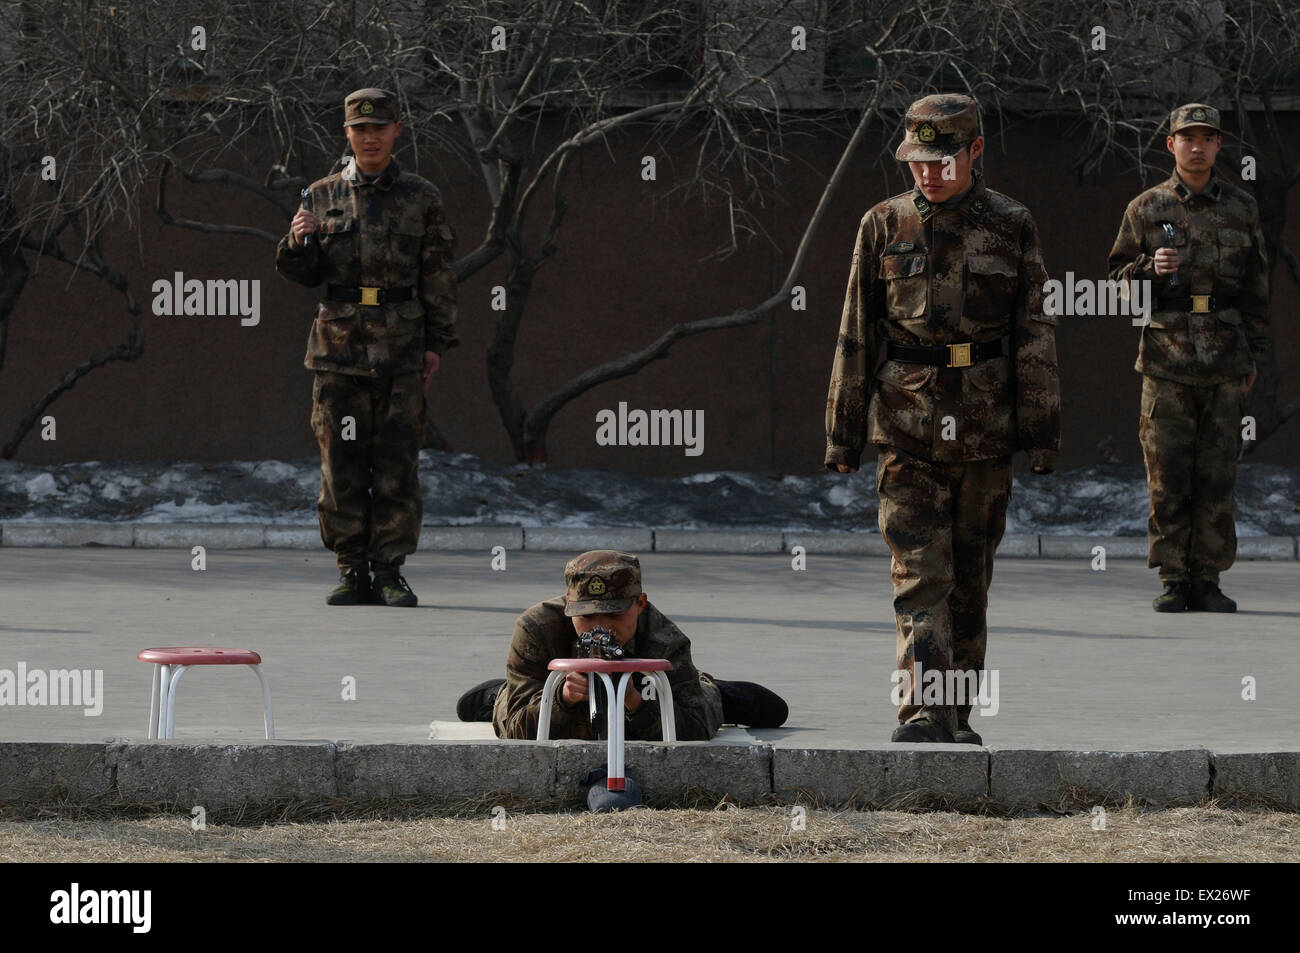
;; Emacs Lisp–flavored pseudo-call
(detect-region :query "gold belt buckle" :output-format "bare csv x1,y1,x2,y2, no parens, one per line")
947,342,973,368
359,286,381,307
1191,294,1211,314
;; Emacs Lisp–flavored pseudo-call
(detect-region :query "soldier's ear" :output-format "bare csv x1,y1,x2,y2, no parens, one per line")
968,137,984,163
1166,135,1176,155
393,121,403,138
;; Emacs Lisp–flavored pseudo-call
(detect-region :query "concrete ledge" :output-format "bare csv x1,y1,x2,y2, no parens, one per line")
1238,536,1297,559
1040,536,1147,559
1212,751,1300,809
524,528,654,553
110,742,337,807
335,741,555,799
654,530,783,554
418,527,524,551
774,747,987,805
989,748,1209,809
553,741,773,805
783,532,889,556
265,525,320,548
998,534,1040,557
0,522,134,547
133,524,266,549
0,742,112,800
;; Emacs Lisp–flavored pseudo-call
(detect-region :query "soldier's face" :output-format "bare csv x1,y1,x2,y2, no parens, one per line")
1167,128,1221,176
571,593,648,647
908,137,983,203
346,120,402,174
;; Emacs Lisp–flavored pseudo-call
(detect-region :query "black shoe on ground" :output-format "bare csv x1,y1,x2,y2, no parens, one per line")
716,680,789,728
954,721,983,745
326,568,370,606
1190,580,1237,613
1152,581,1191,613
371,564,418,607
891,717,955,743
457,678,506,722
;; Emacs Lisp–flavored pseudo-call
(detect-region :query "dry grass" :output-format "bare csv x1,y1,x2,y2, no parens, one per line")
2,803,1297,862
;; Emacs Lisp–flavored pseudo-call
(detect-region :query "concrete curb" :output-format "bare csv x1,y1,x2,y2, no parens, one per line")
2,741,1297,811
3,522,1299,558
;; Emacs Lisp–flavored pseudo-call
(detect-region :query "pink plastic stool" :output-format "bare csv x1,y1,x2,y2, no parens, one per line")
137,647,274,740
536,659,674,791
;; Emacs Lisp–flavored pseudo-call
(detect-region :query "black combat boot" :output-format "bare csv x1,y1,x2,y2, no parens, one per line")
326,567,370,606
954,720,983,745
1152,581,1191,613
891,716,955,743
1190,579,1237,613
456,678,506,722
715,679,789,728
371,562,418,607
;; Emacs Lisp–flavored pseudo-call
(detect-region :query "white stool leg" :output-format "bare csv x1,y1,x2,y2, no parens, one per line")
653,672,676,742
597,673,621,791
164,665,189,739
249,665,275,740
147,664,164,739
536,671,566,740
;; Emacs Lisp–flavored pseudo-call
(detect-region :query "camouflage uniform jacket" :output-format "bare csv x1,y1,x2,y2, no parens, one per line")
493,597,724,742
1108,170,1269,385
825,171,1060,470
275,158,459,376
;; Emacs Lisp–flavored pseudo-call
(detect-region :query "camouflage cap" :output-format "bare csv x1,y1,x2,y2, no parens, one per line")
563,550,642,617
895,94,981,162
344,88,399,126
1169,103,1220,135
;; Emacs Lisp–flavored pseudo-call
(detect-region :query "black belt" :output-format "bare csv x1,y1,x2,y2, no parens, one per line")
326,284,416,306
1156,295,1236,314
886,339,1003,369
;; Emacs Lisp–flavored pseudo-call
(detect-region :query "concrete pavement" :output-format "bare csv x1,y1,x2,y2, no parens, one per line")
1,548,1297,751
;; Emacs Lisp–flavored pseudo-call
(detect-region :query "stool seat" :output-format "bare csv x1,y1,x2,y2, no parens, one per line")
547,658,672,674
139,647,262,665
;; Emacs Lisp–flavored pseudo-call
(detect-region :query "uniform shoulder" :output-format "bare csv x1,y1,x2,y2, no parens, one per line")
396,171,443,202
981,187,1033,219
864,190,919,222
1123,181,1174,216
516,597,568,634
1218,178,1260,216
308,170,344,192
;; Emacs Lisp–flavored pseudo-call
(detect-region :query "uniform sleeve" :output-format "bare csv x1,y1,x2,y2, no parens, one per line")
825,215,879,471
275,229,323,287
421,187,460,355
1239,202,1271,364
1108,200,1170,293
1013,215,1061,472
492,614,587,740
625,625,724,742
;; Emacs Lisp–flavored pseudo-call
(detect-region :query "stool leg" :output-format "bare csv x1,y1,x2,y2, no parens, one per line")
654,672,676,742
249,665,275,740
536,671,565,740
164,665,189,739
597,673,621,791
147,664,164,740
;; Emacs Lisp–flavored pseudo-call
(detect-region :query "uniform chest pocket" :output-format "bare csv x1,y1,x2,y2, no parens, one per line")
316,215,356,242
965,253,1019,314
1217,228,1251,278
880,253,926,320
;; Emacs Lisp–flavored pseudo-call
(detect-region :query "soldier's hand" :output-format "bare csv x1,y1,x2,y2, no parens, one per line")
423,351,439,391
291,208,320,244
561,672,589,706
835,464,857,474
623,677,644,713
1153,247,1180,275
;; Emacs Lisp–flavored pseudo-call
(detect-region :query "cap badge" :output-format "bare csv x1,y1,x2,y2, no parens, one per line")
360,100,374,115
1190,108,1206,121
916,122,937,143
587,576,607,597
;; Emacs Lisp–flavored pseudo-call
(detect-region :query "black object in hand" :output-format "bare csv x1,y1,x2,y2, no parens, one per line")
1160,223,1178,287
301,188,313,246
576,625,628,734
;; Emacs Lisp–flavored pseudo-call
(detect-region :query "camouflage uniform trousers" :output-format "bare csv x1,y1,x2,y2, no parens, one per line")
877,445,1012,736
1138,375,1246,584
311,370,425,572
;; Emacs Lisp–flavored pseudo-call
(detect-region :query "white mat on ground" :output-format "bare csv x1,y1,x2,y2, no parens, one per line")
427,721,756,743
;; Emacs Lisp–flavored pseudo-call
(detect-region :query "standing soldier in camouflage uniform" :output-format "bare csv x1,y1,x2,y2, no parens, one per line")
452,551,788,740
1109,104,1269,614
825,94,1060,745
276,88,458,606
